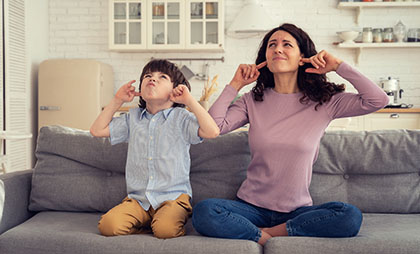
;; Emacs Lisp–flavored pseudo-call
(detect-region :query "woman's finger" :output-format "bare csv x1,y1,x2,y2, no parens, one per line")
301,58,311,63
244,65,252,80
313,57,324,68
305,68,320,74
310,57,319,69
250,64,257,79
256,61,267,69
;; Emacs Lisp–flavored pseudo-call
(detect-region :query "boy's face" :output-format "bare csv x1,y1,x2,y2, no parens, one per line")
140,71,174,104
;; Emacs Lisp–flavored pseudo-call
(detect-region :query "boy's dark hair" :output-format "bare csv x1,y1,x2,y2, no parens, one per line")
138,59,191,108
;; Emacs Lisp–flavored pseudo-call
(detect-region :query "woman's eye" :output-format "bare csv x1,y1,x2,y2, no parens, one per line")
268,43,275,48
284,43,292,47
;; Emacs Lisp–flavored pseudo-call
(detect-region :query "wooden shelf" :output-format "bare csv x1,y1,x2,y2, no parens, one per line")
336,42,420,64
337,2,420,24
338,2,420,9
338,42,420,48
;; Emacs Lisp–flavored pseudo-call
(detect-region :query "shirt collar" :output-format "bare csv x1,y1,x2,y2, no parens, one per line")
140,107,174,120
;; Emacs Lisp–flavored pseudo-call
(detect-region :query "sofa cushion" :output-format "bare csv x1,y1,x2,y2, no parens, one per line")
29,125,127,212
264,213,420,254
0,211,262,254
311,130,420,213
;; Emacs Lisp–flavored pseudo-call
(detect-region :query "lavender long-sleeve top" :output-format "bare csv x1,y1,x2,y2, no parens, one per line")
209,62,389,212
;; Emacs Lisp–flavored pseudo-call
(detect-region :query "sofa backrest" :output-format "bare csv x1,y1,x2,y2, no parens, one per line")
29,125,420,214
311,130,420,213
29,125,249,213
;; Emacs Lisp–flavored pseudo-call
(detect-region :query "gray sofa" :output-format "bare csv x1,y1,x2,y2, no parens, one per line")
0,125,419,254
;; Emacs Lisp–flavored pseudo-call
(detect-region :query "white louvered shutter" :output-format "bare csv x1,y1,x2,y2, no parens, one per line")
3,0,31,172
0,1,3,132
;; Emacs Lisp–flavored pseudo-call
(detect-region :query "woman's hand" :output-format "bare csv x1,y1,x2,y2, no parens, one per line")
229,61,267,91
170,85,193,106
302,50,343,75
115,80,141,104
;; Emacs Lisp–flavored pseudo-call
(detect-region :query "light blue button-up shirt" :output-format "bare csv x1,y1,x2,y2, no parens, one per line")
109,107,202,210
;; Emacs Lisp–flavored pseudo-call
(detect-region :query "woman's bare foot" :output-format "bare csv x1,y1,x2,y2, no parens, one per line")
261,223,288,237
257,229,272,246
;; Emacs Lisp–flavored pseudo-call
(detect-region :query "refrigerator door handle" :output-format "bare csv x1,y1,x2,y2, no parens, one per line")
40,106,61,111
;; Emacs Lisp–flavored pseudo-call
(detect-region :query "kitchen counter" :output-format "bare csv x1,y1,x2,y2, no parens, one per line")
376,108,420,113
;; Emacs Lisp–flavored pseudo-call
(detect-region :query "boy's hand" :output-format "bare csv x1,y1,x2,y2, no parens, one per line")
115,80,141,104
170,85,193,106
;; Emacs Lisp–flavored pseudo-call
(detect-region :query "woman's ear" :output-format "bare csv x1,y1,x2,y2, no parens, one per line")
298,54,305,66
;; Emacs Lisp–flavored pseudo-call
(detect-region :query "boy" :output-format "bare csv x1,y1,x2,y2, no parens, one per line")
90,59,219,239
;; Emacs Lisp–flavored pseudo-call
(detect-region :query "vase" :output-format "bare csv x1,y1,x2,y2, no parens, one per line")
198,100,209,111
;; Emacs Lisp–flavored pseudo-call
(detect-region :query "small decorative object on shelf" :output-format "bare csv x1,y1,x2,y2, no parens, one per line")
199,74,219,110
393,20,406,42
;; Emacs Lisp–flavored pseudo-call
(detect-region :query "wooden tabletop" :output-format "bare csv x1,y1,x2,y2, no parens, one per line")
376,108,420,113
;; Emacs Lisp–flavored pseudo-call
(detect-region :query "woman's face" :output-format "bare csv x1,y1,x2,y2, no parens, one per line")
265,30,303,74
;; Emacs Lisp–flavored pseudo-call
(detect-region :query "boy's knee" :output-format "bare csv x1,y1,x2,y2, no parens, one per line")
98,214,128,236
151,220,186,239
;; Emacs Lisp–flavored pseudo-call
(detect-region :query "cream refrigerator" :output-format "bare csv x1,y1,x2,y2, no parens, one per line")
38,59,114,130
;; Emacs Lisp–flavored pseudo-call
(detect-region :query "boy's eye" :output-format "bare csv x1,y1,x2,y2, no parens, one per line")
161,75,168,79
144,74,151,78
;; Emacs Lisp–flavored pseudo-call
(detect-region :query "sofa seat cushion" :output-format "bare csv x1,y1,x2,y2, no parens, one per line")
264,213,420,254
0,211,262,254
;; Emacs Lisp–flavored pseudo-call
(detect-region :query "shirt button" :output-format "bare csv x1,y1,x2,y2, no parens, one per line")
150,136,153,140
150,176,153,180
152,119,155,122
148,157,152,160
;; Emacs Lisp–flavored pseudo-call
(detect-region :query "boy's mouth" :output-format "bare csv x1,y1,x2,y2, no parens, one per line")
147,82,156,87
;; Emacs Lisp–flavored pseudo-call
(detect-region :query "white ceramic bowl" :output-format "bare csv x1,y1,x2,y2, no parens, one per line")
337,31,360,43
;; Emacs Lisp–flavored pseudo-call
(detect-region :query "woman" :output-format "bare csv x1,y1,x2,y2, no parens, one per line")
192,23,388,245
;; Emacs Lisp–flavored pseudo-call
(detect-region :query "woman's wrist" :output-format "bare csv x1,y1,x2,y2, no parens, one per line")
229,81,242,92
334,59,343,71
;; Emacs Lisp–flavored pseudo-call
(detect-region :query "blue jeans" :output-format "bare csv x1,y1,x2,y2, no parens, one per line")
192,198,363,242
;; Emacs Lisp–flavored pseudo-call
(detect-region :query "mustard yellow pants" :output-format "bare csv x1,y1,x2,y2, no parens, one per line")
98,194,192,239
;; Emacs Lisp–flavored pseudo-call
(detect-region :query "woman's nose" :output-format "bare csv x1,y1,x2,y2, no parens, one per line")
275,47,283,54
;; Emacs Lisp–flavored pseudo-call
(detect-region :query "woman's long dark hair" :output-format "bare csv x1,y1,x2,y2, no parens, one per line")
252,23,345,110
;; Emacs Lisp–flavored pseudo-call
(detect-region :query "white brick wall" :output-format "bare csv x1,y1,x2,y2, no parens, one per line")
49,0,420,106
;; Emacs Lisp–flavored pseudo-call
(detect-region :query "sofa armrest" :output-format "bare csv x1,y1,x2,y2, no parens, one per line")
0,169,35,234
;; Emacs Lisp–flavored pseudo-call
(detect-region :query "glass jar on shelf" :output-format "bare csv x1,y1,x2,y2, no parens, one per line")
362,27,373,43
373,28,383,42
383,28,394,42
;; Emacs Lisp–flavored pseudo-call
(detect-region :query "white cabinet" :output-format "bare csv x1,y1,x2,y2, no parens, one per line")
327,112,420,131
364,113,420,131
109,0,224,52
110,0,147,50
